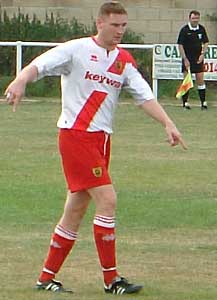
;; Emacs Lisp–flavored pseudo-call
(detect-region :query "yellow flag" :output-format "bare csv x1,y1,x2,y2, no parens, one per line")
176,70,193,99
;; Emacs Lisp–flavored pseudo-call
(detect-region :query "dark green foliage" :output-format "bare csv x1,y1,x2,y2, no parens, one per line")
205,12,217,22
0,9,152,96
0,76,13,95
121,29,152,85
0,10,95,74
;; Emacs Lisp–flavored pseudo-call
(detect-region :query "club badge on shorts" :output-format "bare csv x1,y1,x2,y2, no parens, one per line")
92,167,102,177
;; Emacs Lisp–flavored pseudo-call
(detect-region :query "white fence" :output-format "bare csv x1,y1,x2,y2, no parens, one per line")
2,41,216,98
0,41,62,75
0,41,157,95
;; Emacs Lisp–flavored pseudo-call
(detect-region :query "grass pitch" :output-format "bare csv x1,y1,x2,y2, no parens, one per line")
0,97,217,300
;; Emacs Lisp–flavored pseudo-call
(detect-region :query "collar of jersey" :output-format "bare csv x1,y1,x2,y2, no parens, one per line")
188,22,199,31
91,35,117,53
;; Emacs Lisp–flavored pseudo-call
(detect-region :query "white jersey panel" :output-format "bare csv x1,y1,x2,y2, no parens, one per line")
30,37,154,133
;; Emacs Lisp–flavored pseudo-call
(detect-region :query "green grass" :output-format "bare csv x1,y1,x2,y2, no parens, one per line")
1,97,217,300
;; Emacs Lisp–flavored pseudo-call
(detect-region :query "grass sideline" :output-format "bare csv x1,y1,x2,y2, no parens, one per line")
1,97,217,300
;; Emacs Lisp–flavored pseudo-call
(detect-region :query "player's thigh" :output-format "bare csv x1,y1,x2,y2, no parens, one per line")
88,184,117,216
64,190,91,213
60,190,91,230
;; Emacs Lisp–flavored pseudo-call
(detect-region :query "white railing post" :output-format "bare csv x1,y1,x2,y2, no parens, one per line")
152,46,158,99
16,41,22,75
153,78,158,100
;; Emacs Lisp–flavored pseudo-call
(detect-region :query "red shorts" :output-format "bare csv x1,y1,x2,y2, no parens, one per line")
59,129,112,192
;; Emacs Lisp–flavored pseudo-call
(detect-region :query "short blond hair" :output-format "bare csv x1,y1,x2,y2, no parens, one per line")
98,1,127,17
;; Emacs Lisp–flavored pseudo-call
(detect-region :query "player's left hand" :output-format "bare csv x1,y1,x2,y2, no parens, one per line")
197,54,204,64
165,124,187,150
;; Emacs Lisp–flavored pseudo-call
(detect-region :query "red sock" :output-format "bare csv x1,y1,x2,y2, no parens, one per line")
94,215,118,286
39,224,77,282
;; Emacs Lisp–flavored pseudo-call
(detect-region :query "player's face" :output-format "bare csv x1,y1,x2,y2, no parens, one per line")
189,13,200,28
96,13,128,48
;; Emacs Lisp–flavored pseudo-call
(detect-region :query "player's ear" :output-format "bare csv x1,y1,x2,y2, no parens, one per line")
96,16,106,30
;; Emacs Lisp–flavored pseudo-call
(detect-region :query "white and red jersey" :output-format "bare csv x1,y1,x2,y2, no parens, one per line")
31,37,154,133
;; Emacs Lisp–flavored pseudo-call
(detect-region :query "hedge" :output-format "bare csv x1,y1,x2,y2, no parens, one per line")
0,10,152,96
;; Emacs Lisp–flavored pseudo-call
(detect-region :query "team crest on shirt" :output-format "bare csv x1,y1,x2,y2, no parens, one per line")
198,33,202,39
92,167,102,177
115,60,124,72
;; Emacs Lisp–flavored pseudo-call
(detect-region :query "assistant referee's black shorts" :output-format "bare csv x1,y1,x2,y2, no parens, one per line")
182,58,204,73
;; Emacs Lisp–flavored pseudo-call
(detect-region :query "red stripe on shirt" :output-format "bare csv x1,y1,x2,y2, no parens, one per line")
107,48,137,75
72,90,107,130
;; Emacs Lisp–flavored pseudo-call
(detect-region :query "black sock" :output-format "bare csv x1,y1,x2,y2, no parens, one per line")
182,91,189,107
198,89,206,105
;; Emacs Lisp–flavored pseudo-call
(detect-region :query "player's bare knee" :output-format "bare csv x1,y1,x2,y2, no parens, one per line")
95,193,117,216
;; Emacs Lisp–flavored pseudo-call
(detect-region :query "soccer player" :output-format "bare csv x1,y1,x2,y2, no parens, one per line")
177,10,209,110
5,1,187,295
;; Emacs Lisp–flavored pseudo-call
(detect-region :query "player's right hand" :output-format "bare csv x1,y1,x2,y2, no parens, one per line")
4,80,25,112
